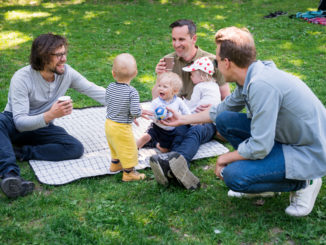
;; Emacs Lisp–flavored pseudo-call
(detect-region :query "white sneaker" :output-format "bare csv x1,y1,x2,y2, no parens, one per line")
285,178,322,217
228,189,279,198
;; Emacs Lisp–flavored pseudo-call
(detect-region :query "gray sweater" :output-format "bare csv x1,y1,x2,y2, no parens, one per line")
210,60,326,180
4,64,106,132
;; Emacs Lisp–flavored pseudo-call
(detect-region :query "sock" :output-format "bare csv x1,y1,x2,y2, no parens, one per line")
123,168,134,173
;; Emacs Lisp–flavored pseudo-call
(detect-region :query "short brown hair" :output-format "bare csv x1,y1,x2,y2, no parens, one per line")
169,19,196,37
157,72,183,93
30,33,67,70
112,53,137,82
215,26,256,68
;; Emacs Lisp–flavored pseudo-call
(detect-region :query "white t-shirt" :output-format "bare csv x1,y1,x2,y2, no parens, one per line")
184,81,221,113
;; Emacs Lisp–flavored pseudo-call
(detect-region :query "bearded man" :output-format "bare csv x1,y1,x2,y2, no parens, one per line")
0,33,106,198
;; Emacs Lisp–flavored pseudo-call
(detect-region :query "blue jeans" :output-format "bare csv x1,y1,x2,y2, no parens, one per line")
171,123,216,165
215,111,306,193
0,111,84,177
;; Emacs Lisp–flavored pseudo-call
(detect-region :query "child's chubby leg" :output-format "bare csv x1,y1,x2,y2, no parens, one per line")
156,143,169,153
113,123,146,181
136,133,152,149
106,134,122,172
105,119,123,172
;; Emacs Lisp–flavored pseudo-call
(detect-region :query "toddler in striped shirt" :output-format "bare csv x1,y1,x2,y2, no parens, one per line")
105,53,146,182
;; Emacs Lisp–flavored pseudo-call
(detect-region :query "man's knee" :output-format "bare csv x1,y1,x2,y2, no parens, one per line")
175,125,190,136
223,165,249,192
186,125,201,137
187,123,215,138
215,111,234,132
68,139,84,159
0,114,13,132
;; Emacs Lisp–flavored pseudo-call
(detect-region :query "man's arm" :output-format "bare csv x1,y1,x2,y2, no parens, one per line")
12,91,73,132
162,106,212,127
69,66,106,105
237,81,281,160
10,71,72,132
164,85,241,127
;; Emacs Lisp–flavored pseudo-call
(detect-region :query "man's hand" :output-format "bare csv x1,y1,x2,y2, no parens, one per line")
215,151,247,179
215,163,226,180
215,153,229,180
44,99,73,123
162,106,213,127
155,58,166,74
194,104,211,113
161,107,183,127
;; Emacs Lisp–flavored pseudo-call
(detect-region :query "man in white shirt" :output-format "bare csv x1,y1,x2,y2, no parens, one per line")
0,33,106,198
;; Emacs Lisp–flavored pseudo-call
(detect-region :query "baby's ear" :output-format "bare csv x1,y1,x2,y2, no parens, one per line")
112,70,116,78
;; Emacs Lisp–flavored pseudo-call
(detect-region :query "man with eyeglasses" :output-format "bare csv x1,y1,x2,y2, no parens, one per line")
0,33,106,198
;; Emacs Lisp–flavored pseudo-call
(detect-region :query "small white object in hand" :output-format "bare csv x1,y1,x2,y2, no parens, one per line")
58,96,71,102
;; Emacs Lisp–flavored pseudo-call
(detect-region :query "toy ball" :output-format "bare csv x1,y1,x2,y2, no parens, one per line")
154,106,168,120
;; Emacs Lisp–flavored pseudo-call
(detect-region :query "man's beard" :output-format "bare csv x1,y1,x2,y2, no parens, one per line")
50,65,65,75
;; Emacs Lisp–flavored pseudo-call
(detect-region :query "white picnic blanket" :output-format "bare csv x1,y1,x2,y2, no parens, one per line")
29,103,229,185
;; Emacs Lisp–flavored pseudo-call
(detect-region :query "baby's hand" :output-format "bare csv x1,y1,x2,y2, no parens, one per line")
141,109,153,120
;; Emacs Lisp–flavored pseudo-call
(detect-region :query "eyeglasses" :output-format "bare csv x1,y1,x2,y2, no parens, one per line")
51,52,67,59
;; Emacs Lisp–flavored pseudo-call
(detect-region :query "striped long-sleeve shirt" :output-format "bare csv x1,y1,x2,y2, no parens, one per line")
105,82,141,124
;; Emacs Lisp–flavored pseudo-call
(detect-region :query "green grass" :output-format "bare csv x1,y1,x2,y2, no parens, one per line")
1,0,326,244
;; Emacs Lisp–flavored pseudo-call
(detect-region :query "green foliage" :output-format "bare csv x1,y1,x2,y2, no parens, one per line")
0,0,326,244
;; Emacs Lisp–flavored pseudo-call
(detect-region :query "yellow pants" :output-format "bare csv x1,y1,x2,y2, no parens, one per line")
105,119,138,169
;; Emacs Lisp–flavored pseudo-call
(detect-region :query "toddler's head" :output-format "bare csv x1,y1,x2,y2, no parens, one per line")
156,72,182,101
112,53,137,83
182,56,215,85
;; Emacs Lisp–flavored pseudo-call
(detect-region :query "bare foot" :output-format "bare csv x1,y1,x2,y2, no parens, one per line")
156,143,169,153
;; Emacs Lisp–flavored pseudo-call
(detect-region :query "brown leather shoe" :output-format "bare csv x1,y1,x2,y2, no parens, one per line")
122,170,146,182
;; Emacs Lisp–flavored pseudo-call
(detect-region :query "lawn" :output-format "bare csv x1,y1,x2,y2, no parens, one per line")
1,0,326,244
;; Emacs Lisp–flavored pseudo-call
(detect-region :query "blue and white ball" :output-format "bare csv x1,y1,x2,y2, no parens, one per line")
154,106,167,120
